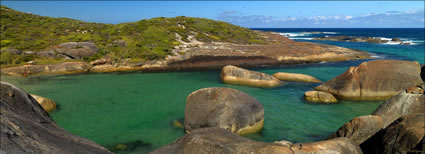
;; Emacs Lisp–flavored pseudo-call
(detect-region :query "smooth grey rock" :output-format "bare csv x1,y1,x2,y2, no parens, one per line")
0,82,112,154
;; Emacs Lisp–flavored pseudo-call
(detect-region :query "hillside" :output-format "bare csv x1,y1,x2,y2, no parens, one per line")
0,5,264,65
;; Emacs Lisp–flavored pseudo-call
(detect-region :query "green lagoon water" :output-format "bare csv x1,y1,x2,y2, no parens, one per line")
1,63,382,153
2,28,423,153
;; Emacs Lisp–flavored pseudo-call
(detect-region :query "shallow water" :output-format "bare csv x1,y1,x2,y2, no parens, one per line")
2,28,423,153
1,63,382,153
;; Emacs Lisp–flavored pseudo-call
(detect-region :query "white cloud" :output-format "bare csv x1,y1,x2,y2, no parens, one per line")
216,9,424,28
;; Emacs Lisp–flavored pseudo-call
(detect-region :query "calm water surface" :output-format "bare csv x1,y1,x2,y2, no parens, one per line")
2,28,423,153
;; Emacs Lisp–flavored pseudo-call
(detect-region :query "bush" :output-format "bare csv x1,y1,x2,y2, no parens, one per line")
1,5,266,65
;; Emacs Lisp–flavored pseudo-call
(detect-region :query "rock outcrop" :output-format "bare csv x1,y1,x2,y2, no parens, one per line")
313,36,410,45
220,65,281,88
371,88,424,128
36,50,56,58
315,60,422,100
421,65,425,81
1,61,91,76
30,94,56,112
0,82,112,154
151,127,362,154
360,113,424,154
272,72,322,83
328,84,424,153
328,115,384,145
184,88,264,135
55,42,98,59
90,58,112,66
304,91,337,103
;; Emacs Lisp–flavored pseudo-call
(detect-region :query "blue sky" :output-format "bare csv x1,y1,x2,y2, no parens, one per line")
2,1,424,28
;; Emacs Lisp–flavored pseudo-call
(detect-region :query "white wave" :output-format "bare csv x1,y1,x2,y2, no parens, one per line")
371,54,384,59
319,61,327,64
279,32,310,37
322,32,338,34
376,37,420,45
288,38,314,40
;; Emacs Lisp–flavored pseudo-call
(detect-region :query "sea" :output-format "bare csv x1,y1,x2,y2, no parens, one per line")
1,28,424,153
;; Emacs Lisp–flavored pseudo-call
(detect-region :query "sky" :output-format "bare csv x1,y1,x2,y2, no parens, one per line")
1,1,424,28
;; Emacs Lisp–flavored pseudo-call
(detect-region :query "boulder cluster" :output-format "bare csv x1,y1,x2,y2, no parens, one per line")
2,42,99,60
152,60,424,153
1,60,423,154
329,84,424,153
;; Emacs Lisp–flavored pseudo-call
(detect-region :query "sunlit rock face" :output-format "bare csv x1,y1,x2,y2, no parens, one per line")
151,127,363,154
315,60,422,101
220,65,281,88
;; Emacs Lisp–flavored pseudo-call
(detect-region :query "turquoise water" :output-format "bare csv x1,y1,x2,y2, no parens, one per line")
2,28,423,153
1,64,381,153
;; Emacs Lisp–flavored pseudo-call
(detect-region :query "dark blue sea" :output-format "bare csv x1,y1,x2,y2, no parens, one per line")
253,28,424,64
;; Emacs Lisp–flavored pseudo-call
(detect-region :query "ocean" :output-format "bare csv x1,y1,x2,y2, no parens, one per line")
2,28,424,153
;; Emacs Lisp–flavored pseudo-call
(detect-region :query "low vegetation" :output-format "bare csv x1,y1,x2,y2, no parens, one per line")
0,5,265,66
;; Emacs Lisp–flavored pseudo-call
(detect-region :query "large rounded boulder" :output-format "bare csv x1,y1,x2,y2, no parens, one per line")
30,94,57,112
0,82,112,153
304,90,338,104
315,60,422,100
184,87,264,135
151,127,362,154
328,115,384,145
361,113,424,154
273,72,322,83
220,65,281,88
371,86,424,128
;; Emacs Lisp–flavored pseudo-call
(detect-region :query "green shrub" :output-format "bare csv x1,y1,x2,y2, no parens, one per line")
1,5,266,66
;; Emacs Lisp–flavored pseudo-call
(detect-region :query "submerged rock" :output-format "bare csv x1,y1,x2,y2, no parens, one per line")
0,82,112,154
304,90,337,103
184,87,264,135
151,127,362,154
220,65,281,88
361,113,424,154
272,72,322,83
108,140,151,153
30,94,56,112
328,115,384,145
315,60,422,101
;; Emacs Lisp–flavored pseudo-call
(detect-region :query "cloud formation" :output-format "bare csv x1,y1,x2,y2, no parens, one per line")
216,9,425,28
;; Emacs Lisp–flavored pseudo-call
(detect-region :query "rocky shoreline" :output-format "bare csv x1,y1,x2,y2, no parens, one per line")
313,36,412,45
1,32,371,76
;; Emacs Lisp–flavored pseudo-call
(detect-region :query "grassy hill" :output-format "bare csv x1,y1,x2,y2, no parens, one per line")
0,6,265,66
